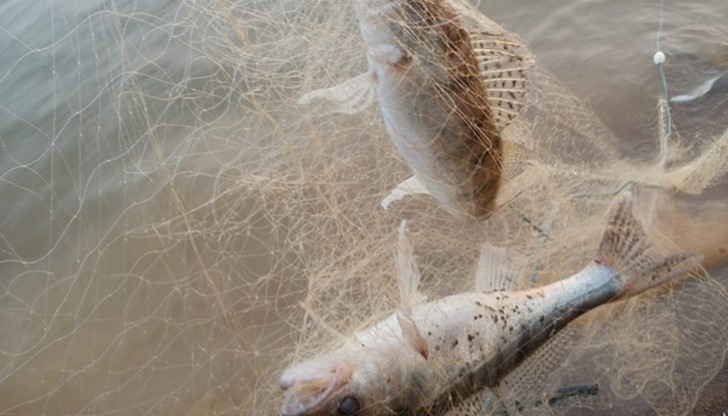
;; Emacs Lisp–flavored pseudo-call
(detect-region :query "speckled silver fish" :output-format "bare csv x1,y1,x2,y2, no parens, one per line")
299,0,532,219
278,192,700,416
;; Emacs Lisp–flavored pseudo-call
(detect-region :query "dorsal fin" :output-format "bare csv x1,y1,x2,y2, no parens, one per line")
474,243,526,292
469,30,532,131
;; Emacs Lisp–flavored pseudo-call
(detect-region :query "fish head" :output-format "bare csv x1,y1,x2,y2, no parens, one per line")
278,352,354,416
279,341,430,415
354,0,469,83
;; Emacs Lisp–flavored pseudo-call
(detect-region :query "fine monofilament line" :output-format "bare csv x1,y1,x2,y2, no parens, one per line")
286,1,728,415
0,1,726,415
647,0,673,228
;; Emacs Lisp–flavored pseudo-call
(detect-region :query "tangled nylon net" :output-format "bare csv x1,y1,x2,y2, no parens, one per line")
0,1,726,415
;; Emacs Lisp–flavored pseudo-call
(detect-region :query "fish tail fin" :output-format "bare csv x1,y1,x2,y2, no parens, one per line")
596,191,702,297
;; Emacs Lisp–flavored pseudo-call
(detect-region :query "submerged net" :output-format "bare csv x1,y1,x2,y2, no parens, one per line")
0,0,726,415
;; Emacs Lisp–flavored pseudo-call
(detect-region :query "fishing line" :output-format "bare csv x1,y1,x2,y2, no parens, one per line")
526,1,678,284
654,0,673,151
647,0,673,226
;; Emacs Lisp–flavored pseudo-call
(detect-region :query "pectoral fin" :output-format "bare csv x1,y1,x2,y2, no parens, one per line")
395,220,428,360
296,72,375,115
397,312,429,360
381,175,430,210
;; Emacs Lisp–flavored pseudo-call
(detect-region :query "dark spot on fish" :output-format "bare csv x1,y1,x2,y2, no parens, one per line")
452,339,459,348
467,334,475,342
539,316,545,323
526,294,533,299
719,246,726,255
492,315,498,323
435,344,441,352
475,301,482,306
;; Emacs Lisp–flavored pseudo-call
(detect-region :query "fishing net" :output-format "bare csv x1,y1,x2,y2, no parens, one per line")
0,0,726,415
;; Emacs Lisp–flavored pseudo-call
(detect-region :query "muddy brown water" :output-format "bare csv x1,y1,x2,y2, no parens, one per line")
0,0,726,414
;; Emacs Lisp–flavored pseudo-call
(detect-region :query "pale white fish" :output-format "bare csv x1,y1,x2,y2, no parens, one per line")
298,1,530,130
300,0,533,219
278,192,701,416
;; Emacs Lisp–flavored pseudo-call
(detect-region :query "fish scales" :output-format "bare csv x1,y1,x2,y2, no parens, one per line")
278,192,700,416
356,0,504,218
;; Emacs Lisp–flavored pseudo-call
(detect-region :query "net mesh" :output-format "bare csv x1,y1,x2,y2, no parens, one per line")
0,0,726,415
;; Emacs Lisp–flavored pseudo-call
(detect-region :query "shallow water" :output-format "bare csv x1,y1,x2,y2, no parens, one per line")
0,0,726,415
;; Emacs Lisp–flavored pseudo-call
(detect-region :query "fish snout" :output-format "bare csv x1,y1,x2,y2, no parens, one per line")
279,357,356,415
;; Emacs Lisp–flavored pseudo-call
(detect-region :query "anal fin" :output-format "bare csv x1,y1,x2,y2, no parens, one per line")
396,220,428,359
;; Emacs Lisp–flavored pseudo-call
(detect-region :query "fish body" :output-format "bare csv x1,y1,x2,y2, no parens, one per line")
297,0,532,218
355,0,505,218
278,193,700,416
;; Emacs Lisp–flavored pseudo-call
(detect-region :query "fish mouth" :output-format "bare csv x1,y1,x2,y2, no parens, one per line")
354,0,399,22
359,0,397,15
279,357,354,416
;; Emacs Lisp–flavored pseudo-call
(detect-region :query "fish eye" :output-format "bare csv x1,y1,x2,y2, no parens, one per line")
336,396,361,416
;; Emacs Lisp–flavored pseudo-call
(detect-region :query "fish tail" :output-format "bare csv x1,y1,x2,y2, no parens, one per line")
596,191,702,296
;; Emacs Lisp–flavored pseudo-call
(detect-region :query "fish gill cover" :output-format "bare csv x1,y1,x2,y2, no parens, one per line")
0,0,726,415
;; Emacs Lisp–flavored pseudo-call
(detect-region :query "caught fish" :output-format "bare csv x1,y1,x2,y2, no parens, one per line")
278,192,700,416
299,0,532,219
